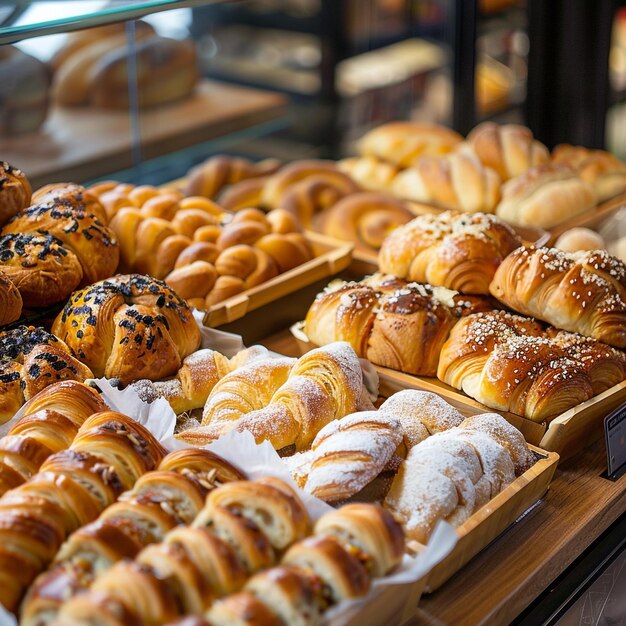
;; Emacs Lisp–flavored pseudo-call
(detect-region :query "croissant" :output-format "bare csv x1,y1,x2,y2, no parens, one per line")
128,346,268,414
0,327,94,424
300,411,403,502
378,211,521,294
206,592,283,626
357,122,463,167
320,192,416,251
0,381,106,496
391,148,501,213
304,275,492,376
466,122,550,181
495,163,596,229
490,246,626,348
437,311,626,422
52,274,201,383
337,156,399,192
0,269,21,326
384,419,519,543
182,343,364,451
552,144,626,203
2,202,119,286
0,161,31,227
0,411,165,612
22,448,243,626
184,156,281,199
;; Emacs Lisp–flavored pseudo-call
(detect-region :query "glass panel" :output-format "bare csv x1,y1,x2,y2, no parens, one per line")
0,0,228,45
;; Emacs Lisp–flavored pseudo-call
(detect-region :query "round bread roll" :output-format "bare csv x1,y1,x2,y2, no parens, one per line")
52,274,201,383
0,270,21,326
0,233,83,307
31,183,108,224
609,235,626,263
554,227,606,253
0,161,32,227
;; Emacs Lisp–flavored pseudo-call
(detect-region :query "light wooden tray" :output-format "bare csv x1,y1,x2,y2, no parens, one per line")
289,324,626,460
202,232,353,327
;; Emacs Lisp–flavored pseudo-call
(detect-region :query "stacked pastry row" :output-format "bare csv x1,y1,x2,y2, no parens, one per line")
0,167,120,320
20,448,245,625
0,406,167,612
284,390,535,543
177,342,374,450
42,482,403,626
89,181,314,309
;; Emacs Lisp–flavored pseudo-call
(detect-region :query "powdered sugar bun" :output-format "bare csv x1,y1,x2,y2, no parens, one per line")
415,432,483,484
460,412,535,475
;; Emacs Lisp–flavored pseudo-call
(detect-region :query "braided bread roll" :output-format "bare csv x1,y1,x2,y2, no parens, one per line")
378,211,521,294
3,202,119,285
495,163,596,228
0,411,165,611
437,311,626,422
357,122,463,167
552,144,626,203
304,275,491,376
490,246,626,348
22,449,244,626
320,192,416,251
391,148,501,213
466,122,550,181
0,327,94,424
0,161,31,227
52,274,201,383
184,156,281,199
0,269,21,325
0,381,106,496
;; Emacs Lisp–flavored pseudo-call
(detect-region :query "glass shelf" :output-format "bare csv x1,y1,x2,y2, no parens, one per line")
0,0,233,45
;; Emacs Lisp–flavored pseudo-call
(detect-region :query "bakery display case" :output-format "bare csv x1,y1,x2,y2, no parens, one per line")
1,3,626,626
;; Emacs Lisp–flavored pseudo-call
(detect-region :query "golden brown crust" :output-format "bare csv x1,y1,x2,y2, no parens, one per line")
0,161,31,227
207,592,283,626
52,274,201,383
378,211,521,294
466,122,550,181
490,246,626,347
0,269,21,325
31,183,108,225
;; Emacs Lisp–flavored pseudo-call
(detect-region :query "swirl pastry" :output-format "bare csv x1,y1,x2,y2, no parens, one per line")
495,163,595,229
337,156,400,192
357,122,463,167
320,192,416,251
0,380,107,497
0,233,83,307
552,144,626,203
0,411,165,612
22,448,244,626
184,156,281,199
304,275,492,376
52,274,201,383
437,310,626,422
2,202,119,285
0,161,31,227
378,211,521,294
0,269,21,325
466,122,550,181
391,148,501,213
490,246,626,348
0,326,93,424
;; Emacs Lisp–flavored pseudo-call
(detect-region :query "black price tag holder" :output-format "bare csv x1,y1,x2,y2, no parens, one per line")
604,402,626,481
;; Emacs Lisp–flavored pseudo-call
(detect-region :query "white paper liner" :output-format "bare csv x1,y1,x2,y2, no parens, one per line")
0,603,15,626
193,309,247,356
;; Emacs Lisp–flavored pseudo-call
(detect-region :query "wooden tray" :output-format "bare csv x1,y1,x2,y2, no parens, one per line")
418,445,559,592
202,233,353,327
288,324,626,459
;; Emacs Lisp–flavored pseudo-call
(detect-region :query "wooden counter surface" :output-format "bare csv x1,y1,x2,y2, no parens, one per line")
261,328,626,626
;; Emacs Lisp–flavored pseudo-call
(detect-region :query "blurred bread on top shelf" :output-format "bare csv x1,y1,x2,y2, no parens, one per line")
51,21,199,109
